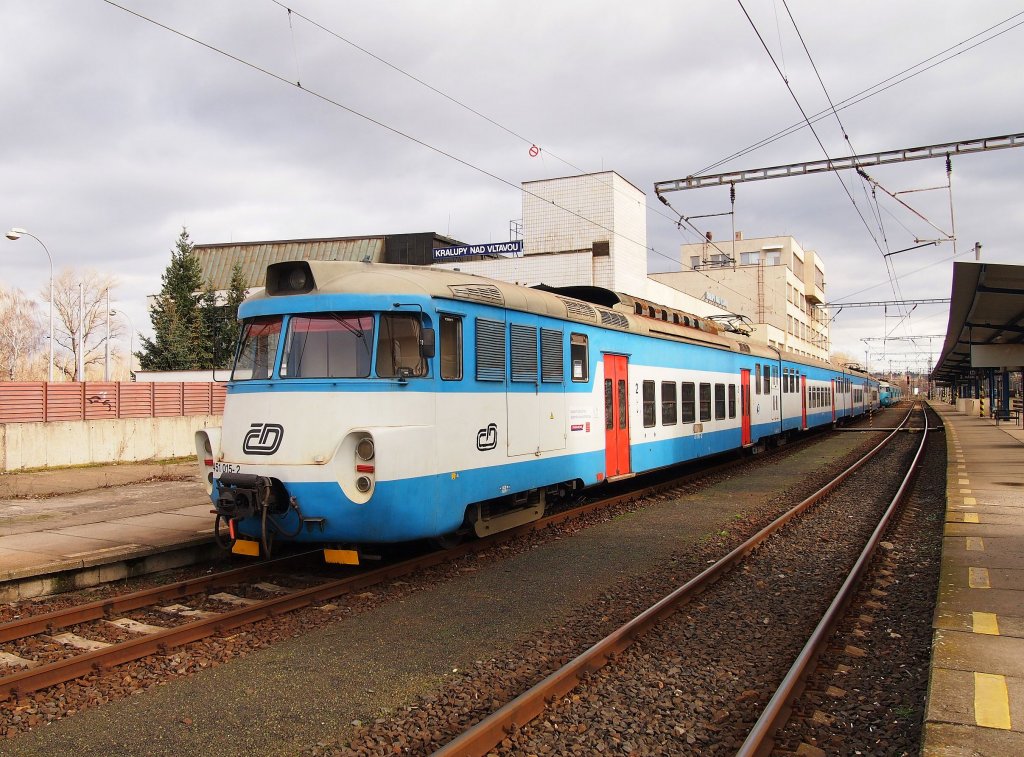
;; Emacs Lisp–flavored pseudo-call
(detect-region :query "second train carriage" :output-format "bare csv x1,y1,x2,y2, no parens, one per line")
197,261,878,560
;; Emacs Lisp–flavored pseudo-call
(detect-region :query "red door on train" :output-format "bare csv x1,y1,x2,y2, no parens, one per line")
603,354,631,479
800,374,808,430
740,368,752,445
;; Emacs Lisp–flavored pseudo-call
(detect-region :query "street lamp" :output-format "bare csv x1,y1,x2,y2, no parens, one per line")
5,228,54,382
109,308,135,376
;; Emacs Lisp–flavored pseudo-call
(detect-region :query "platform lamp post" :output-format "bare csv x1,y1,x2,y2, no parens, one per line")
5,228,54,382
109,308,135,376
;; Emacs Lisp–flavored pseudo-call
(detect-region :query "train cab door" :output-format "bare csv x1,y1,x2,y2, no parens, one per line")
740,369,752,446
603,354,631,479
800,374,808,430
831,379,837,422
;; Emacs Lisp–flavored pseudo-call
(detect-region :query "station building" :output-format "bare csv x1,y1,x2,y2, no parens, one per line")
651,234,831,360
190,171,833,360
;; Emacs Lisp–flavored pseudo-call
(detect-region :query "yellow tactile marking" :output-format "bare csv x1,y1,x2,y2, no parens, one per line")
963,512,980,524
960,489,972,495
966,537,985,551
958,479,970,485
974,672,1012,729
969,567,991,589
972,611,1000,635
964,497,977,506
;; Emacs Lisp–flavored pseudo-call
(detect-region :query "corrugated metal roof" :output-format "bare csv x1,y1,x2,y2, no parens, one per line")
195,237,386,290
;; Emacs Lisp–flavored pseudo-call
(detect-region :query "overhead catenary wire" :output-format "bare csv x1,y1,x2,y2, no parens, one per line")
100,0,765,315
695,10,1024,176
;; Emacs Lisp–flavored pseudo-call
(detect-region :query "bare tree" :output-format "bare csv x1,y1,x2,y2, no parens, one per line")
49,269,122,381
0,287,44,380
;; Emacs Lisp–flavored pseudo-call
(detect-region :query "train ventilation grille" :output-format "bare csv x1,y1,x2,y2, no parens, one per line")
558,297,598,322
598,310,630,329
738,343,751,353
448,284,505,307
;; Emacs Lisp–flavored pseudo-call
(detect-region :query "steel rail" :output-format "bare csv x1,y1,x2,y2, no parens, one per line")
0,416,863,701
431,407,915,757
737,404,930,756
0,444,764,700
0,551,316,644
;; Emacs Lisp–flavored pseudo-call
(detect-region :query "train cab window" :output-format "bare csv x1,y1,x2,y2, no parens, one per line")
681,382,696,423
699,383,712,422
643,381,656,427
233,316,283,380
728,384,737,418
280,313,373,379
714,383,726,420
570,333,589,383
755,364,761,394
439,314,462,381
376,313,428,378
662,381,677,425
541,328,563,383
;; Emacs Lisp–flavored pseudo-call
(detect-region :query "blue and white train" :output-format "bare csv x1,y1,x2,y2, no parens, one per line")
879,381,903,407
196,261,879,561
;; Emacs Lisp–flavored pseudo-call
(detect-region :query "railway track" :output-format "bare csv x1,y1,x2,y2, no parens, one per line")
0,420,850,705
425,404,930,756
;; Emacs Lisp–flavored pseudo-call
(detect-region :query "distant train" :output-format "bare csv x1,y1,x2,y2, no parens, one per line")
879,381,903,407
196,261,879,562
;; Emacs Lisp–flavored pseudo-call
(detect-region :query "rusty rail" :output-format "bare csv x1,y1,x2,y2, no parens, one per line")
736,404,930,756
431,406,915,757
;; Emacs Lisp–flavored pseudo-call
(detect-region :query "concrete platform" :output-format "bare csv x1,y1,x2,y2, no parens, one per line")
923,401,1024,756
0,461,218,600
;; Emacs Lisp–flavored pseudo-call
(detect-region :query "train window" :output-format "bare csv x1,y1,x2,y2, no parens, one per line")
763,365,770,394
541,329,563,383
233,316,283,380
439,315,462,381
662,381,677,425
728,384,736,418
755,364,761,394
510,324,539,383
643,381,656,427
475,318,506,381
681,382,696,423
376,313,428,378
618,380,627,430
604,379,614,430
280,313,373,379
570,333,589,383
714,383,726,420
699,383,712,422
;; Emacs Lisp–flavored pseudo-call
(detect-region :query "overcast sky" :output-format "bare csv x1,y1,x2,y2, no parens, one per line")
2,0,1021,371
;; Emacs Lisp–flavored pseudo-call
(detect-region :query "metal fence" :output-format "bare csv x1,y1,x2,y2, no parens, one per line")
0,382,227,423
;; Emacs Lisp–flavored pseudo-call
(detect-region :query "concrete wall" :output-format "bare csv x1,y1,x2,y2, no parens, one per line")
0,415,221,471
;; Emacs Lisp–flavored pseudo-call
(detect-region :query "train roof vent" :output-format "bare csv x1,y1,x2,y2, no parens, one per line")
598,309,630,330
738,343,751,353
448,284,505,307
557,297,598,322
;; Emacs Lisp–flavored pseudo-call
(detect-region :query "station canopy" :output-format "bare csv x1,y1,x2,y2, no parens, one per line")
932,261,1024,384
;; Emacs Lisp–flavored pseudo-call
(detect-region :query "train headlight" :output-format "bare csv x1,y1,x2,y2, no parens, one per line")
356,436,375,461
266,261,315,295
355,476,372,493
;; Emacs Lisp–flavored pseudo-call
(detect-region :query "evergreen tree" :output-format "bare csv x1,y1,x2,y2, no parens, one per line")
138,228,206,370
221,263,249,365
